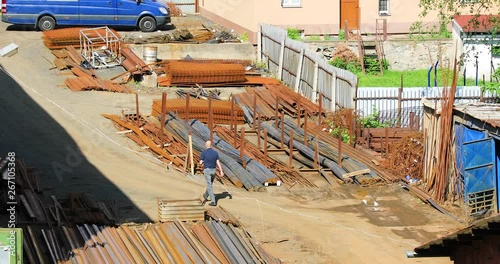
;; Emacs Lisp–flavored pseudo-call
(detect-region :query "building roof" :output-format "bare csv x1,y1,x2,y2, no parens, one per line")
453,15,499,33
409,213,500,257
454,102,500,129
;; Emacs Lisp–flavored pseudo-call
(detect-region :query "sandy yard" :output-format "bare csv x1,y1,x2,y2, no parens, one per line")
0,16,463,263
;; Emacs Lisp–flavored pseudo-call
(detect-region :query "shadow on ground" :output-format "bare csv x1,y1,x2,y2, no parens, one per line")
0,65,150,223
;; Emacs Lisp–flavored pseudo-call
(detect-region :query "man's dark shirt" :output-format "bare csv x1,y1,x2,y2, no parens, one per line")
200,148,219,169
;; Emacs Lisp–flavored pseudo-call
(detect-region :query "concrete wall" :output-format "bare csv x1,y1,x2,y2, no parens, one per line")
308,39,454,71
128,43,256,61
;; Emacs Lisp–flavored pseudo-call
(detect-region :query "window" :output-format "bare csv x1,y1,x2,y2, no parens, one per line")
379,0,389,15
282,0,301,8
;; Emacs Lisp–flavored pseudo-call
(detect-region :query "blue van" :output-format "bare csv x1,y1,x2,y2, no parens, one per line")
1,0,171,32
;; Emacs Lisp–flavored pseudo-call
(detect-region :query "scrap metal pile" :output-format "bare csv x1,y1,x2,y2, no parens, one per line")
381,132,424,181
157,61,247,86
151,98,246,125
1,156,280,263
42,27,121,50
233,84,326,121
24,220,279,264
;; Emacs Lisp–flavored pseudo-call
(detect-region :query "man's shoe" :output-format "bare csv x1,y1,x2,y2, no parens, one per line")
208,202,217,206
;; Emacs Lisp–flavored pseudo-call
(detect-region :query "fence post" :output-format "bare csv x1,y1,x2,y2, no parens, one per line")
278,37,286,80
294,49,305,93
331,71,337,111
257,23,263,63
312,62,319,103
397,74,403,127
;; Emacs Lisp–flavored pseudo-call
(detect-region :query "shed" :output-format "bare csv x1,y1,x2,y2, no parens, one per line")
423,100,500,222
406,213,500,263
452,15,500,82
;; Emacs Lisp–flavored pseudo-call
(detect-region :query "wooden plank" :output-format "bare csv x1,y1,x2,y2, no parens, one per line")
342,169,371,179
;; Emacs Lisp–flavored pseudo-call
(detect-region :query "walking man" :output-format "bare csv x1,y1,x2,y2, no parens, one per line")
199,140,224,206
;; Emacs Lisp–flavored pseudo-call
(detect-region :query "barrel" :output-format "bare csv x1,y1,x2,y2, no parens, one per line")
143,46,158,63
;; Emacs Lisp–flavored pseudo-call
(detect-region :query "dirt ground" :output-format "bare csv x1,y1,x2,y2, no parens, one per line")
0,17,464,263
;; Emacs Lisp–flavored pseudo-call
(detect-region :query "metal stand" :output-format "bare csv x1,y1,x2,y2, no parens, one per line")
79,26,122,69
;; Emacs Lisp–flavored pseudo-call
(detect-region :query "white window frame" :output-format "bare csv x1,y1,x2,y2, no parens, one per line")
282,0,301,8
379,0,390,16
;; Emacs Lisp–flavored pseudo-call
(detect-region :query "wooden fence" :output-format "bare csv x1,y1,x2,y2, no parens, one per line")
258,24,359,111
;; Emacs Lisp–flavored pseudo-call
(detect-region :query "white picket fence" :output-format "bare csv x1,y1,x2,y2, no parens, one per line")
356,86,498,126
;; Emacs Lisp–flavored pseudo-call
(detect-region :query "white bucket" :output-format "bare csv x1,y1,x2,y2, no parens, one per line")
143,46,158,63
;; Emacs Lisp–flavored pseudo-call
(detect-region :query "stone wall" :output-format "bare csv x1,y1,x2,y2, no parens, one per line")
308,39,454,71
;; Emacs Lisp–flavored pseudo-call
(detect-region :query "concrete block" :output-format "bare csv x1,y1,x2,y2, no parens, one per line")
0,43,18,57
142,72,158,88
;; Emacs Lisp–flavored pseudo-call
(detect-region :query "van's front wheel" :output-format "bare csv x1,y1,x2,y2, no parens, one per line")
139,16,156,32
38,16,56,31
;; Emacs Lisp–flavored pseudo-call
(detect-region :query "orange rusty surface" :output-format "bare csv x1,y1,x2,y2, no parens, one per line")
151,98,245,125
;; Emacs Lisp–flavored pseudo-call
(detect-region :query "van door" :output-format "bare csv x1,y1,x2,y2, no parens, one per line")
116,0,142,26
79,0,118,26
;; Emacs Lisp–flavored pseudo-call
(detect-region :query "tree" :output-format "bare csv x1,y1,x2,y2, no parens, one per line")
412,0,500,36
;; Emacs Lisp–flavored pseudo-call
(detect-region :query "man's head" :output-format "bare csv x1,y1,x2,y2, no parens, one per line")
205,140,212,149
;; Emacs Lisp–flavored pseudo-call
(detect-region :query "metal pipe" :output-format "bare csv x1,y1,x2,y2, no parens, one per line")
289,129,294,167
240,127,246,168
136,93,140,127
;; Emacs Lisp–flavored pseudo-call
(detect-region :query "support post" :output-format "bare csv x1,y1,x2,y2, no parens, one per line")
230,95,235,132
311,62,319,103
186,92,190,123
264,129,268,167
275,96,279,129
135,93,140,127
314,134,319,169
160,92,167,136
253,94,257,130
277,37,286,80
338,131,342,167
240,127,246,168
397,74,403,127
331,72,337,111
257,23,263,63
289,130,294,168
297,101,301,126
409,112,415,129
280,111,285,149
189,130,194,175
385,127,389,155
318,93,323,126
209,94,214,142
303,112,308,145
294,49,305,93
257,113,261,150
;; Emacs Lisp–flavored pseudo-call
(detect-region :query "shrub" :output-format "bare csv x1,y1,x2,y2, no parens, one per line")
339,29,346,40
329,44,361,72
287,28,301,40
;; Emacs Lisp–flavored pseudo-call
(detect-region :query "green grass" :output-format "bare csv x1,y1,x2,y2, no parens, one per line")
357,69,479,87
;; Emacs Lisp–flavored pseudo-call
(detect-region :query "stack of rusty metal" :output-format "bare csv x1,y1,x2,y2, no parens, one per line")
51,46,133,93
361,127,419,153
214,126,317,188
42,27,121,50
233,84,326,121
102,114,187,167
151,98,246,125
24,220,280,264
157,61,246,86
120,47,151,75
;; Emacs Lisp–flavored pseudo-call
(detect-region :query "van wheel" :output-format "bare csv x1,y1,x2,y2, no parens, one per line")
139,16,156,32
38,16,56,31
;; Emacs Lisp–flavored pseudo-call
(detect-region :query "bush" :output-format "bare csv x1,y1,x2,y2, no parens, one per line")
287,28,301,40
329,44,361,72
